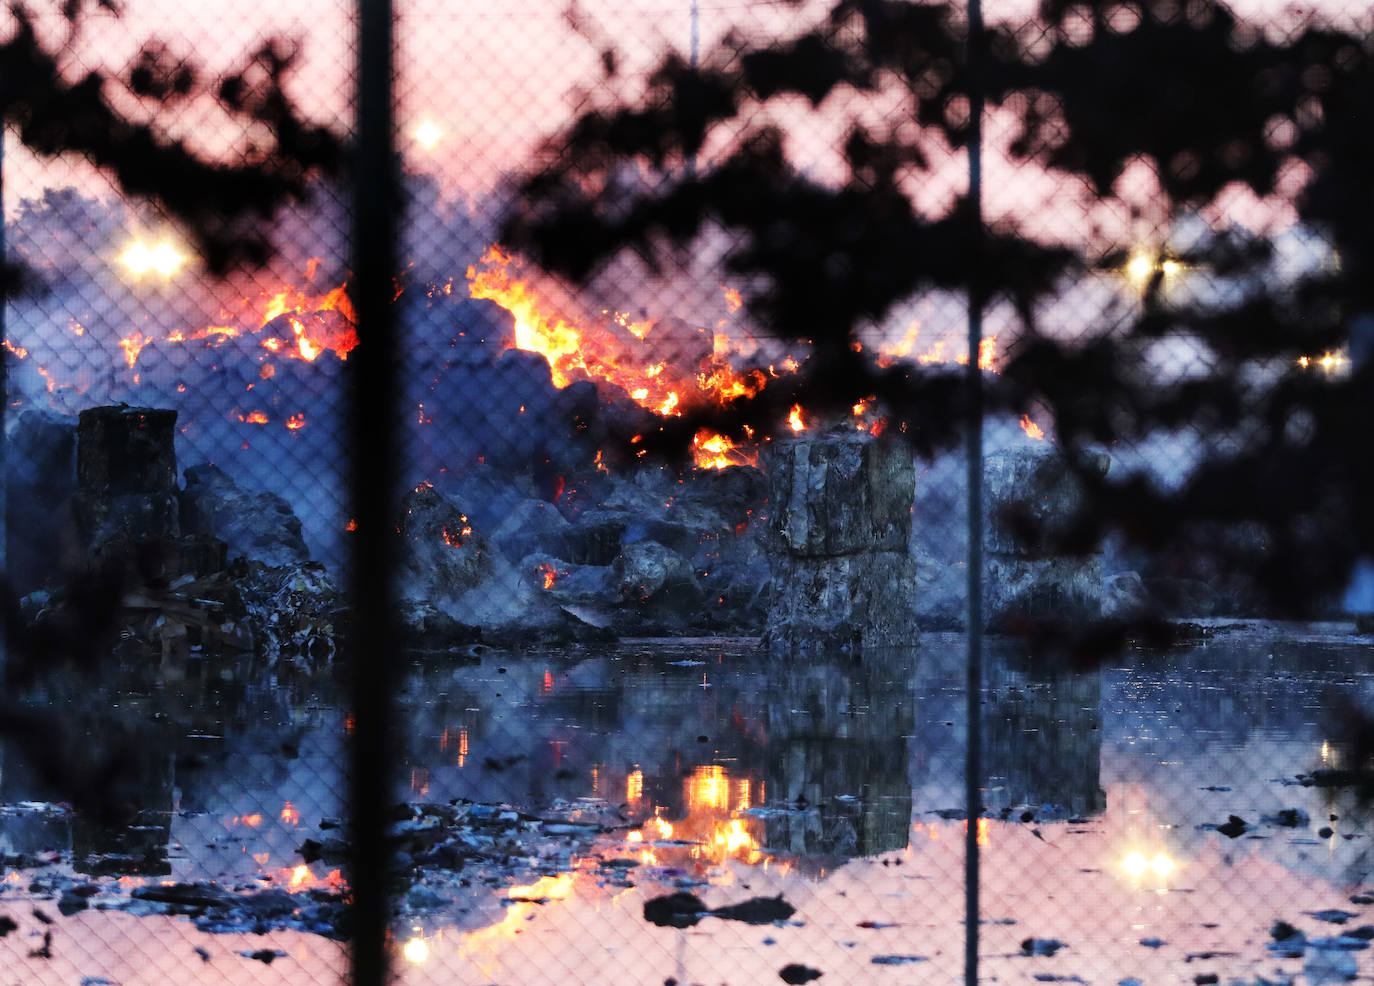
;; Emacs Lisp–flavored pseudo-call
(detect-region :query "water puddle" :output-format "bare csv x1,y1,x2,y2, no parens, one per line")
2,627,1372,984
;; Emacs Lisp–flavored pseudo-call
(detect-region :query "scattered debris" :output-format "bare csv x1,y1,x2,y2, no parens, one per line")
711,895,797,925
1022,938,1067,957
240,949,287,964
1306,910,1358,925
779,964,822,984
1214,815,1249,838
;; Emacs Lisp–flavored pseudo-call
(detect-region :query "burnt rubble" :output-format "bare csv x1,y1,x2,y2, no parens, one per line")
17,405,342,669
409,461,768,643
11,401,1316,656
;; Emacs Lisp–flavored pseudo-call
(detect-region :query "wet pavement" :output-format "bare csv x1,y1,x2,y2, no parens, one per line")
2,623,1373,984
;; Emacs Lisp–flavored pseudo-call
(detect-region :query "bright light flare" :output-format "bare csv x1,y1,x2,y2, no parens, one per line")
119,239,185,278
1123,248,1181,293
402,936,430,964
1122,850,1174,879
413,120,442,150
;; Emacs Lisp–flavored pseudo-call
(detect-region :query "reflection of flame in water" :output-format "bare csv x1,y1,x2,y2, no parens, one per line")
280,802,300,825
622,765,765,864
690,765,731,812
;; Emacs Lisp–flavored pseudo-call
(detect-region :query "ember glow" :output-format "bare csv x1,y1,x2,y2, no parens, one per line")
692,429,758,470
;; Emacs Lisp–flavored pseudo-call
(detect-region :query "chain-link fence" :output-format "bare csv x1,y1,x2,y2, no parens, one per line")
2,1,1373,985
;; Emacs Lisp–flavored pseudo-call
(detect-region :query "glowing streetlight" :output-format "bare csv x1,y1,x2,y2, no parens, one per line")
119,239,186,279
413,120,442,151
1122,248,1182,294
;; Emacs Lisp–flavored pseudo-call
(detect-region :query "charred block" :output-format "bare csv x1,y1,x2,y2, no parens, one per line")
77,406,179,496
75,407,180,546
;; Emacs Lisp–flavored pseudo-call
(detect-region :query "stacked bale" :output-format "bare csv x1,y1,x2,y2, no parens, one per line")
761,432,918,656
983,444,1109,630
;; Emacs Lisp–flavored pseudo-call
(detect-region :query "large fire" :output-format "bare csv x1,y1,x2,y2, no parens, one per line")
465,245,1011,469
467,245,777,469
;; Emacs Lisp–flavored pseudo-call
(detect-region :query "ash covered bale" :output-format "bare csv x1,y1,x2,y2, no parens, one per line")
982,445,1109,631
764,551,919,654
983,444,1110,558
613,539,704,632
768,435,913,557
74,405,180,546
763,433,919,656
181,463,310,567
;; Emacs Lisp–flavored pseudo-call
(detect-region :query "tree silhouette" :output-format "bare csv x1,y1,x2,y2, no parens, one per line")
0,2,343,276
501,0,1374,641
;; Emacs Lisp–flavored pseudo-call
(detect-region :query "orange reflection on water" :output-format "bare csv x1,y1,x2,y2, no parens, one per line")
687,764,730,812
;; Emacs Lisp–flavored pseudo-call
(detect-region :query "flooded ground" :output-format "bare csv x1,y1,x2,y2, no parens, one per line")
2,624,1373,985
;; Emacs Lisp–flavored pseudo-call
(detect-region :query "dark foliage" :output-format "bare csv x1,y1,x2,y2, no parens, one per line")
500,0,1374,633
0,3,343,274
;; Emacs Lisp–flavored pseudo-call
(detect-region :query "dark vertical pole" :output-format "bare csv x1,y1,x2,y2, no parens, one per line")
963,0,985,982
0,125,8,673
351,2,398,986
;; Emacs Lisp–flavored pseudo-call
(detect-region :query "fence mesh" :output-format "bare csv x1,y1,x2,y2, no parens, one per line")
1,1,1373,985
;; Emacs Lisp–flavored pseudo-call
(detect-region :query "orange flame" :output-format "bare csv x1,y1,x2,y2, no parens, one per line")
538,563,556,590
692,429,758,470
787,404,806,433
1019,414,1045,441
286,413,307,431
119,331,149,368
467,245,772,420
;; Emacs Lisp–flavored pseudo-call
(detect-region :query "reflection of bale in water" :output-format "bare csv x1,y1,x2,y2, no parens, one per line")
761,654,917,860
981,647,1105,819
0,707,176,877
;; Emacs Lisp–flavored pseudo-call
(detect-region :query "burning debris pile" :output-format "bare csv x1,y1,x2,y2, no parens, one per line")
0,186,1132,649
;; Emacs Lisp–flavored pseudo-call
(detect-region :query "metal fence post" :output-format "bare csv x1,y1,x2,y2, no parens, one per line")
351,2,399,985
964,0,985,981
